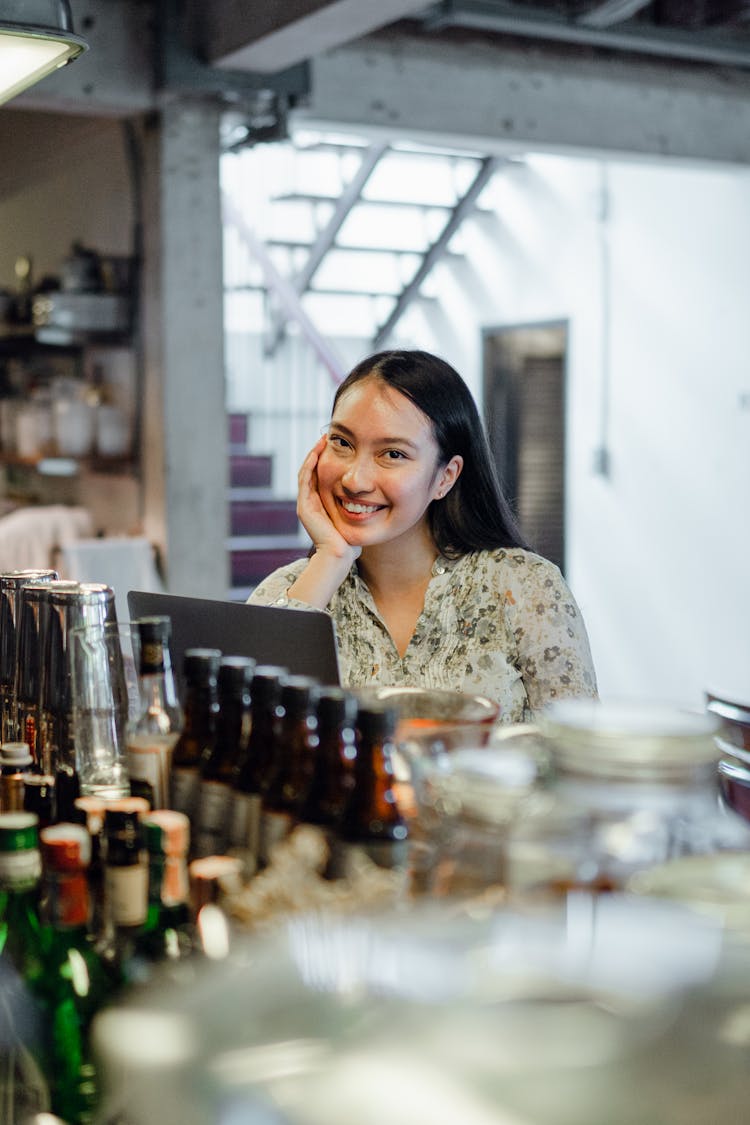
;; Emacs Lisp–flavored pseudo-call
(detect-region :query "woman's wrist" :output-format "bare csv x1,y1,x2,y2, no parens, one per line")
288,545,358,609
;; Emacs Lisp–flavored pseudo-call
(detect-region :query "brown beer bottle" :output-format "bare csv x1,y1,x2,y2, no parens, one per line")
169,649,220,830
193,656,254,859
339,703,408,871
260,675,319,865
228,664,286,877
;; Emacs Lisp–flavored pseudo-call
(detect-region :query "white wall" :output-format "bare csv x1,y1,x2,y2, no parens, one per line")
398,153,750,710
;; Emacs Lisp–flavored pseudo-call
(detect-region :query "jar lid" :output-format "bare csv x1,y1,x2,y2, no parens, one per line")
540,700,721,779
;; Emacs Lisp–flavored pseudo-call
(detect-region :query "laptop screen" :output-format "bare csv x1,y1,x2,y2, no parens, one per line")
127,590,340,697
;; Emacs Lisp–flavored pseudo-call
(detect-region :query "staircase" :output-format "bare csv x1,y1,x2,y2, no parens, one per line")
227,412,307,601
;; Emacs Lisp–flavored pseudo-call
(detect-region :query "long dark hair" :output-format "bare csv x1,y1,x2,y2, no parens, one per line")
333,349,529,557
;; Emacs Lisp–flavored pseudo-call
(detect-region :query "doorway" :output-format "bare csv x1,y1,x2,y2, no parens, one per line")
483,321,568,574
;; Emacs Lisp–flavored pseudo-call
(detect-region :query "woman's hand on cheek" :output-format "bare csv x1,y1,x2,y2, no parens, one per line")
297,436,361,563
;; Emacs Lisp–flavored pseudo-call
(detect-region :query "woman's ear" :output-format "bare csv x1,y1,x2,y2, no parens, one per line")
434,455,463,499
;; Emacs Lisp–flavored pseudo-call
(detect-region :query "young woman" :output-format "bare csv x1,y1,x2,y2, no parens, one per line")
249,349,597,720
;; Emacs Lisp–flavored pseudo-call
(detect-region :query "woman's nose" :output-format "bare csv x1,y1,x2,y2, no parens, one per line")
342,455,374,492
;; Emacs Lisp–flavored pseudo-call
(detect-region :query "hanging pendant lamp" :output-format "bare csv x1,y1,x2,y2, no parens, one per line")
0,0,88,106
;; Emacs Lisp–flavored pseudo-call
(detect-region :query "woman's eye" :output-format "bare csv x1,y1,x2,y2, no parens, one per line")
328,434,351,451
383,449,407,461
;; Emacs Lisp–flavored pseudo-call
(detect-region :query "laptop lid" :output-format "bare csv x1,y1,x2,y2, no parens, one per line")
127,590,340,696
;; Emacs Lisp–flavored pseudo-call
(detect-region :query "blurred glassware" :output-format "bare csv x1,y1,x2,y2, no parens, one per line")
69,621,138,801
40,583,117,775
90,894,750,1125
505,700,750,901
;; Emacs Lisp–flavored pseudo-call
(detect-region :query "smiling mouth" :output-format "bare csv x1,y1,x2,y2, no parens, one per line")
338,498,383,516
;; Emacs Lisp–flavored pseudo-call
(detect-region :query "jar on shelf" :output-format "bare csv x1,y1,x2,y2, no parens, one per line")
505,699,750,902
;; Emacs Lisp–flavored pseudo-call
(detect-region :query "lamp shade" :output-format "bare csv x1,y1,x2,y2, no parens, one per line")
0,0,88,106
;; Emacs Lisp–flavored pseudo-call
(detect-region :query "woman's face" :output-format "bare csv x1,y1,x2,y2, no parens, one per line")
317,376,462,551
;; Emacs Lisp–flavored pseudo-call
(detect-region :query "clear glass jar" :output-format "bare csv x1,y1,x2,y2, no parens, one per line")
402,724,548,900
506,700,750,902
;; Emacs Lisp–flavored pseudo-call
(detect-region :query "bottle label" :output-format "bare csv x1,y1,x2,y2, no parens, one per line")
127,735,172,810
105,862,148,928
228,791,262,876
259,808,294,866
194,780,231,858
170,766,201,821
45,870,89,928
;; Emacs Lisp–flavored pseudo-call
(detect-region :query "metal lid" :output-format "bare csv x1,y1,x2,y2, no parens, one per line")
540,700,721,780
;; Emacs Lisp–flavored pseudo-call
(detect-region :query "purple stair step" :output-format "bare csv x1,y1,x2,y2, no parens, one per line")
228,413,249,446
230,499,299,536
230,454,273,488
230,546,305,586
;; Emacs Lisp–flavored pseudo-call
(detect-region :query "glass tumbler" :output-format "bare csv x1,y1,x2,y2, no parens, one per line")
69,621,140,801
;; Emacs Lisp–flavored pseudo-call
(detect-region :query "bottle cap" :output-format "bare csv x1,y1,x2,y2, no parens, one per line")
136,616,173,674
281,675,319,716
0,811,38,851
250,666,286,708
104,796,151,816
40,822,91,869
143,810,190,858
183,648,221,684
316,687,358,730
357,704,398,740
218,656,255,694
0,742,33,770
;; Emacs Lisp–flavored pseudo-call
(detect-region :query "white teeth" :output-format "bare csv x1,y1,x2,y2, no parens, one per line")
342,501,379,514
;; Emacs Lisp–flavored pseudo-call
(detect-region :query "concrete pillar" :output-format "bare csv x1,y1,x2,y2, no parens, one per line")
141,98,230,598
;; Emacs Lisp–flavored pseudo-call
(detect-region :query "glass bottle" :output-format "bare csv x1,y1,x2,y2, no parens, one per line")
103,805,148,975
505,699,750,902
229,664,286,878
0,568,57,745
73,796,107,947
126,616,184,810
339,703,409,872
136,809,193,968
0,811,50,1122
23,773,56,830
0,741,32,812
38,821,122,1125
169,649,220,831
260,675,319,865
194,656,254,859
300,687,357,875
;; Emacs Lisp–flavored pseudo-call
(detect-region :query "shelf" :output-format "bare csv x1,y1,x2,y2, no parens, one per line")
0,327,131,351
0,453,136,477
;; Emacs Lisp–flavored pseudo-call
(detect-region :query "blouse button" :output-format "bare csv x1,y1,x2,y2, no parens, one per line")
275,595,289,606
435,564,446,575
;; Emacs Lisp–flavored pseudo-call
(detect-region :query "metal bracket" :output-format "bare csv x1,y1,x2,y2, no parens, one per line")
155,0,311,107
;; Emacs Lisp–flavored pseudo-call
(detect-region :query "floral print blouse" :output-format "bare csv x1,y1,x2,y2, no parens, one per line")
248,548,597,722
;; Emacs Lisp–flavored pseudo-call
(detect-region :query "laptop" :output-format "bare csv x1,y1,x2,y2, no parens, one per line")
127,590,340,696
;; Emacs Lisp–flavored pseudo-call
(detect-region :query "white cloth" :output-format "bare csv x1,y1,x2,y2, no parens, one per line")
58,535,163,624
0,504,93,572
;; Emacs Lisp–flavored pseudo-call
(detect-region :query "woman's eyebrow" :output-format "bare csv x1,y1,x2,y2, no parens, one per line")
329,421,419,450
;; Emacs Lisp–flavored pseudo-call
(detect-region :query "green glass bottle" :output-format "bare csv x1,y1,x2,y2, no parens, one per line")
0,811,50,1122
138,809,193,965
38,821,122,1125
